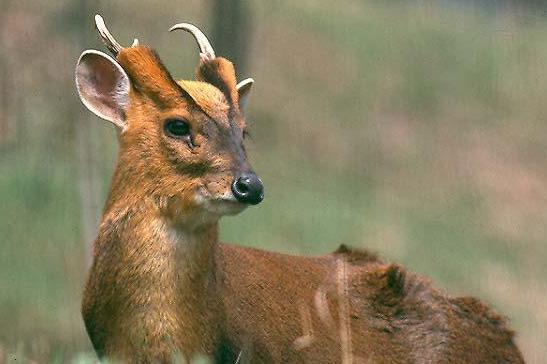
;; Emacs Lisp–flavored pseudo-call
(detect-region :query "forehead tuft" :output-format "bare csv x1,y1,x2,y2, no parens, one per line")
117,46,183,107
177,80,230,122
116,47,236,124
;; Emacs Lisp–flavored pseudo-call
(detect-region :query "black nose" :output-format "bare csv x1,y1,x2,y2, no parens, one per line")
232,172,264,205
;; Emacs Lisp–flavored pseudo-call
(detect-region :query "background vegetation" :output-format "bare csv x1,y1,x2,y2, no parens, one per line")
1,0,546,362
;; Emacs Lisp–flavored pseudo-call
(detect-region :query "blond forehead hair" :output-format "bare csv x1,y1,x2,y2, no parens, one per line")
177,80,230,122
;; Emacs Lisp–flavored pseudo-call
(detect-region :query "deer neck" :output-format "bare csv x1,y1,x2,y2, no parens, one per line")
87,193,223,361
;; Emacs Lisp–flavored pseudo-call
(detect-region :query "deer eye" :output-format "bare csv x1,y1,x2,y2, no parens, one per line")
164,119,190,138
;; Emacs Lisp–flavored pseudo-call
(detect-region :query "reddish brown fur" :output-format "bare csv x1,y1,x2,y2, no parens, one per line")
81,44,524,363
196,58,240,113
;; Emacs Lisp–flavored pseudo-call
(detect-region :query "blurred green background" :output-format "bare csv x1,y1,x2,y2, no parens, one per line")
1,0,547,362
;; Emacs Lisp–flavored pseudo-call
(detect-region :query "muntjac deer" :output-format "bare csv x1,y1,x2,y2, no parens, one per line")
76,15,524,364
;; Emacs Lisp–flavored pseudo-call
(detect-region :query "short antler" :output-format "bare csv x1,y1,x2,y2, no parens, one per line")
95,14,138,56
169,23,215,61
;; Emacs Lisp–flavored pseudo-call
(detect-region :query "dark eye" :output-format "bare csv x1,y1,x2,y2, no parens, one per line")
164,119,190,138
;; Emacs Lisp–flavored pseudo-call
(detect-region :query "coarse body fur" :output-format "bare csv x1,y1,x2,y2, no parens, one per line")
83,201,523,363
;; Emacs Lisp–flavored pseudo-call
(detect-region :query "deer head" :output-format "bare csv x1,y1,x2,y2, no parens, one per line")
75,15,263,229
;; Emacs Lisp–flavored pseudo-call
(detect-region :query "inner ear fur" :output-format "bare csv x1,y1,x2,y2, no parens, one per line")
236,78,253,115
75,50,130,129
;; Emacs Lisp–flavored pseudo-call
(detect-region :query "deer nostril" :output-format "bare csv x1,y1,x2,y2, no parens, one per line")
232,173,264,205
236,180,250,194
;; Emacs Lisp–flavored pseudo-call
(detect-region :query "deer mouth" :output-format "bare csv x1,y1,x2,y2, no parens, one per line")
195,187,247,216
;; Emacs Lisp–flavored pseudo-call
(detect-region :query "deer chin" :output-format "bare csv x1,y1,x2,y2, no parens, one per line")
195,188,247,216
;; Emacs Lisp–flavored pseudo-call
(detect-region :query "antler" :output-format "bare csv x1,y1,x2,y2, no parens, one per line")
95,14,139,56
169,23,215,61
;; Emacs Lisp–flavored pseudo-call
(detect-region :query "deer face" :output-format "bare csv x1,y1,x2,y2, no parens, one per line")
75,18,262,226
119,69,262,222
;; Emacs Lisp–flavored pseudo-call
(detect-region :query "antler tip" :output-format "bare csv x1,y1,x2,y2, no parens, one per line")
94,14,104,27
94,14,124,56
169,22,185,32
169,22,216,60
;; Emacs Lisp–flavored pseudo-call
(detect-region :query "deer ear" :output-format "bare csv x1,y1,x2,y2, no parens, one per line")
236,78,253,115
75,50,130,129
